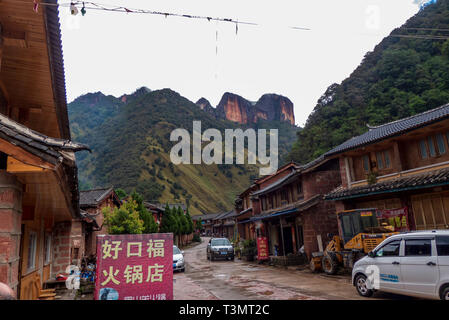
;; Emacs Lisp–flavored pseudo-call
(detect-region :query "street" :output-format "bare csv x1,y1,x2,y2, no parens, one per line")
174,238,377,300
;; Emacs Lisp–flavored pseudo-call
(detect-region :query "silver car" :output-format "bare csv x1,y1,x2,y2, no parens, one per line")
207,238,234,261
173,245,185,272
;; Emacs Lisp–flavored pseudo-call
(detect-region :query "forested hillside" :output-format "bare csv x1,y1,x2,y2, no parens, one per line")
69,88,298,214
287,0,449,164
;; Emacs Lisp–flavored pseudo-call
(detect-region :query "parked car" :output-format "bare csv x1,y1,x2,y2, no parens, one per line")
173,245,185,272
207,238,234,261
352,230,449,300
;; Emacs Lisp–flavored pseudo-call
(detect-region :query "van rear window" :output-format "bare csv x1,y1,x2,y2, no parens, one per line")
436,236,449,256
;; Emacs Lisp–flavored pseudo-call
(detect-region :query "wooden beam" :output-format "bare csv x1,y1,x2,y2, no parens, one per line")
0,138,54,169
7,156,45,173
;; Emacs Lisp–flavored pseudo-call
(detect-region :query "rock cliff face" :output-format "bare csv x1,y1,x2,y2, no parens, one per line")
255,94,295,125
214,92,295,125
216,92,253,124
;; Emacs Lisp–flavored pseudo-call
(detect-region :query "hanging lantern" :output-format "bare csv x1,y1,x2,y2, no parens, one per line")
81,3,86,16
70,3,79,16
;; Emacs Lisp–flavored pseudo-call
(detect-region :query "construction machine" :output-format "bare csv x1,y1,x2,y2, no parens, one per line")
310,208,397,275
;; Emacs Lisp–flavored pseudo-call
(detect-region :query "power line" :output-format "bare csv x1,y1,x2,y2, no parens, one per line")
36,1,311,31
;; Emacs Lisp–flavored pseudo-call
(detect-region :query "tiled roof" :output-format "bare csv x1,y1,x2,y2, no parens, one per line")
0,113,90,163
324,103,449,157
44,0,72,139
252,171,299,197
194,212,221,221
325,167,449,200
0,113,89,217
80,187,114,206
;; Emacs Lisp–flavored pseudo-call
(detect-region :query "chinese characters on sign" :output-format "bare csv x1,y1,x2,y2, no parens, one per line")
257,237,269,260
95,233,173,300
379,207,410,232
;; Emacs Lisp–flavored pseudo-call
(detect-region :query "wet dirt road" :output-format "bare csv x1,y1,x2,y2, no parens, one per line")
173,237,374,300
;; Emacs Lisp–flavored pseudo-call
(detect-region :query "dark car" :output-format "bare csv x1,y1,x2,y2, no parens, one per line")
207,238,234,261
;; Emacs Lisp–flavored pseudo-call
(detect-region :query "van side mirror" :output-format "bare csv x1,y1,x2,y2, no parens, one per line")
368,251,375,258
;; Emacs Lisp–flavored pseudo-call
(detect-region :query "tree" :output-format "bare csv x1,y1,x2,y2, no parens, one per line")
130,191,158,233
196,217,203,232
185,208,194,234
115,188,127,200
178,207,189,235
160,204,178,235
103,200,144,234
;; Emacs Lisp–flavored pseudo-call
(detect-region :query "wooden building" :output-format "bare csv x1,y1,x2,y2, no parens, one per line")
79,187,121,257
324,103,449,232
0,0,90,299
236,161,341,259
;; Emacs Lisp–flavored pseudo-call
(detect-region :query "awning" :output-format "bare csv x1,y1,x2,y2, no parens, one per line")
249,194,322,222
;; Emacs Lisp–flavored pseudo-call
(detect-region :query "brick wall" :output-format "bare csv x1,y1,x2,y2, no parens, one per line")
70,219,85,267
302,201,339,259
52,221,72,276
0,172,22,295
303,169,341,200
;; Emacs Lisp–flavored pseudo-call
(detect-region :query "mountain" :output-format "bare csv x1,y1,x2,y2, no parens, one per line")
208,92,295,125
69,88,299,214
287,0,449,164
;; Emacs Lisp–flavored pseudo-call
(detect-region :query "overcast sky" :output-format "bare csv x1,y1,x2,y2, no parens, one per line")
59,0,422,126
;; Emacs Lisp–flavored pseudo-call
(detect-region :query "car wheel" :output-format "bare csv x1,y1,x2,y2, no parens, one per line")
181,268,185,273
207,253,210,260
441,286,449,300
355,274,374,297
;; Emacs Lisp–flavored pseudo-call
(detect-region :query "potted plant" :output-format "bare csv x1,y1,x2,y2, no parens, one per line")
241,239,257,261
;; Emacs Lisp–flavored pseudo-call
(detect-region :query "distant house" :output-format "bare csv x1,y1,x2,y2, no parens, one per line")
194,212,221,236
236,160,341,259
79,188,121,256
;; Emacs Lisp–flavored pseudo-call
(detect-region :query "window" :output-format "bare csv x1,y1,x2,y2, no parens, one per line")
27,231,37,271
405,239,431,256
362,155,370,172
44,234,51,265
375,240,401,257
374,151,391,170
428,136,437,157
376,152,384,169
297,182,302,195
436,133,446,155
384,151,391,168
419,139,428,159
436,236,449,256
341,215,353,239
281,189,288,203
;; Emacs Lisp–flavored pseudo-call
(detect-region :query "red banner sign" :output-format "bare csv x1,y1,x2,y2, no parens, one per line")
95,233,173,300
379,207,410,232
257,237,269,260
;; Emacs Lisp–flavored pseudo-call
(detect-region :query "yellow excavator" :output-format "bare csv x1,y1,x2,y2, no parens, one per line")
310,208,397,274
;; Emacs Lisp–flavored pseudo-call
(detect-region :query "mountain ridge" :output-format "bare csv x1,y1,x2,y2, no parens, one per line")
69,87,299,214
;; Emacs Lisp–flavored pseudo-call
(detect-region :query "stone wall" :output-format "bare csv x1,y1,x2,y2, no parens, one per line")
51,221,72,276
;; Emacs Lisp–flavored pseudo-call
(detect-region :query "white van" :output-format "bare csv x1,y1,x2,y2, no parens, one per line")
352,230,449,300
